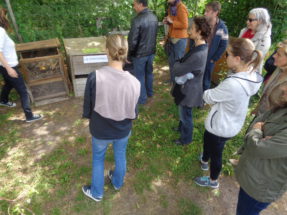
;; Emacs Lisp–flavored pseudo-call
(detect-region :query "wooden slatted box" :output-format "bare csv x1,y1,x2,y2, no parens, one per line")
16,38,70,106
63,37,108,97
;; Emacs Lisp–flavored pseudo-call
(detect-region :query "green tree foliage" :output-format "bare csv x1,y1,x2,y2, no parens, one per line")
7,0,135,42
2,0,286,44
4,0,203,42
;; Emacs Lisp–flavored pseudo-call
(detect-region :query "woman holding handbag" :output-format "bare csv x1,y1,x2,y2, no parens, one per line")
172,16,210,145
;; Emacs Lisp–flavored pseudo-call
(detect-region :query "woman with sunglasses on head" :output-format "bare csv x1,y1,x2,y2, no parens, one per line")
255,40,287,116
195,38,263,189
239,8,272,74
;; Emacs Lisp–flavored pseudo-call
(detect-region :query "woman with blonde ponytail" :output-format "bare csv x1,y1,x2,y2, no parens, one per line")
195,38,263,189
82,34,140,202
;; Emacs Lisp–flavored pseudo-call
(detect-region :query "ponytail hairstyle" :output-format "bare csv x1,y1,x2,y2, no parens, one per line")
106,34,128,62
229,37,262,69
0,8,10,30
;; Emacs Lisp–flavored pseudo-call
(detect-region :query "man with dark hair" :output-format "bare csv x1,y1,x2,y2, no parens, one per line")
203,1,228,91
128,0,158,104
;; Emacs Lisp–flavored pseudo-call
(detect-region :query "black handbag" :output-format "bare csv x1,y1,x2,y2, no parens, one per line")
171,83,185,105
164,37,171,56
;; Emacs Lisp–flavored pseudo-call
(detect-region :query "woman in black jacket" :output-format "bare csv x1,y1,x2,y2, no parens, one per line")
172,16,211,145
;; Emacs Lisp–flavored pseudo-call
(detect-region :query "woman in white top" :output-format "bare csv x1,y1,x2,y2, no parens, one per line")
195,38,263,189
0,8,41,122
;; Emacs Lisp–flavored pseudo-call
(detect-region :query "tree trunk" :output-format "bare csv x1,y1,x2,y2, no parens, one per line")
4,0,23,42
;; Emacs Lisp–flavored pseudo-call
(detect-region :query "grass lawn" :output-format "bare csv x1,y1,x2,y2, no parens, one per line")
0,65,257,215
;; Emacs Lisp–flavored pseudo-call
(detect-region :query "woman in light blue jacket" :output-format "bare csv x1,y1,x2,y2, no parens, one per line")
195,38,263,189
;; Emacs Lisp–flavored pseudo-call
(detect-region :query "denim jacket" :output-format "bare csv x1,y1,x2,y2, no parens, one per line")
207,19,229,63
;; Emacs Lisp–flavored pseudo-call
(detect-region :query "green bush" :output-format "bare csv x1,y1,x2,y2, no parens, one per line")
6,0,202,42
5,0,286,45
9,0,134,42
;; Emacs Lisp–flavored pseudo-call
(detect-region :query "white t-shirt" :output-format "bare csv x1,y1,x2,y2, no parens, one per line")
0,27,18,67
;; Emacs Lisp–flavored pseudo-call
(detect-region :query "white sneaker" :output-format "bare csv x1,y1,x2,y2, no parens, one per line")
82,185,102,202
0,101,16,107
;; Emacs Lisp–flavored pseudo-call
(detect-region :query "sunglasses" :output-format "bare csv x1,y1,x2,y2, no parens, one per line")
247,18,257,22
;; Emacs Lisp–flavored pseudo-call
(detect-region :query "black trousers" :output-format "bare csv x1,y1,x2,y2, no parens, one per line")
202,130,230,180
0,66,33,119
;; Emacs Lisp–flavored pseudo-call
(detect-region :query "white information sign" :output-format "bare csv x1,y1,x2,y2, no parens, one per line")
83,55,108,64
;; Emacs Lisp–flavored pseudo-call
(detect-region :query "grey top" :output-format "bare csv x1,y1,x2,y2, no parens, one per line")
173,44,208,107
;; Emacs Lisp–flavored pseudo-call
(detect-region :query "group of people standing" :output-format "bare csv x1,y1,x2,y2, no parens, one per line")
1,1,286,215
80,0,287,214
82,1,287,214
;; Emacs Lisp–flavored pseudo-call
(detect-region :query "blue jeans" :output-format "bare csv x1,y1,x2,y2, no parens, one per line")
236,187,270,215
133,54,155,104
178,105,193,144
168,38,187,82
202,130,230,180
203,61,215,91
0,66,33,119
91,132,131,198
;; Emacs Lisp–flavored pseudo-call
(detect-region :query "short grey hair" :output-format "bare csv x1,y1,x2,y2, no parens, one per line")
249,8,271,31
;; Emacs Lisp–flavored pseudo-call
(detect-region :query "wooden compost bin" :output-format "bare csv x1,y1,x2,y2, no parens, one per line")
16,38,70,106
63,37,108,97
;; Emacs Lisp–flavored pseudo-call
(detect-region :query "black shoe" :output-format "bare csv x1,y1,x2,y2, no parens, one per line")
26,114,43,123
0,101,16,107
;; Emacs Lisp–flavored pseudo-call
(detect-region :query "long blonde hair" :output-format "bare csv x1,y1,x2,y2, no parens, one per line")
106,34,128,62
